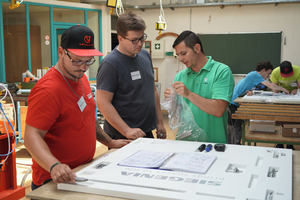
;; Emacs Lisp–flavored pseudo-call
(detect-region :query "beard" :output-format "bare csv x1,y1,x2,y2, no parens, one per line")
62,57,86,80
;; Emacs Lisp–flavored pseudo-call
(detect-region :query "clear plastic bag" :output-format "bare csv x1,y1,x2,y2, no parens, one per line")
161,89,209,142
296,89,300,96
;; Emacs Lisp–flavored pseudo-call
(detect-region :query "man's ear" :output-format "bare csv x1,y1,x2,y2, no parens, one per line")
58,47,64,58
194,43,201,53
118,35,124,44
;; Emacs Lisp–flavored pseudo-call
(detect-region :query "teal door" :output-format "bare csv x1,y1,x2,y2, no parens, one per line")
52,23,86,65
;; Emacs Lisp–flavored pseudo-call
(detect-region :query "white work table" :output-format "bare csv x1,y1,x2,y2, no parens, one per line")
27,138,299,200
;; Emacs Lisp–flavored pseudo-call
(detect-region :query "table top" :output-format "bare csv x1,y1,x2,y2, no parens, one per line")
26,144,300,200
234,96,300,104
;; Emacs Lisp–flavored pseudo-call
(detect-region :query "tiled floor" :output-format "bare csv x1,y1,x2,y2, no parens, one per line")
14,112,299,199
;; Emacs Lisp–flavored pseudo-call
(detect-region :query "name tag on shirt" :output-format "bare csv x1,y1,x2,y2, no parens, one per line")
131,71,141,81
290,82,297,87
78,96,86,112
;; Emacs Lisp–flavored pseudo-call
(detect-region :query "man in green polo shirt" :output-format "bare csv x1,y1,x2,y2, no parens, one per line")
164,30,234,143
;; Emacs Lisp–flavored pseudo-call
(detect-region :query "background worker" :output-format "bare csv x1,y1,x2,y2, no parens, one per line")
270,60,300,149
270,60,300,95
229,61,289,144
164,30,234,143
96,12,166,140
24,25,130,190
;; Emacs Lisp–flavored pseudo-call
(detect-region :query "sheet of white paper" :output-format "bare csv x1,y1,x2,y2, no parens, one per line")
160,152,217,174
118,150,174,168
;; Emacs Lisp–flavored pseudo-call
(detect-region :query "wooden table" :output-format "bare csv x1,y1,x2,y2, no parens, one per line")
0,93,29,103
26,149,129,200
232,97,300,146
26,148,300,200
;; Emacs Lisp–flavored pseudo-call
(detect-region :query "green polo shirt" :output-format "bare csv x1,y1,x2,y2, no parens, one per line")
270,65,300,92
174,56,234,143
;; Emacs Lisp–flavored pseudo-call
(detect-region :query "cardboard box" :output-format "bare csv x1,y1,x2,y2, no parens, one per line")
281,124,300,137
249,120,275,132
0,103,14,120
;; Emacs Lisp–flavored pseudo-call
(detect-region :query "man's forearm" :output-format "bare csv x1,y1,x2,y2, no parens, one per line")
154,86,164,125
186,92,227,118
266,82,288,93
95,119,112,146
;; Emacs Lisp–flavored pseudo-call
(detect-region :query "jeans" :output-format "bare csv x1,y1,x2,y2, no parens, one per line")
228,105,243,144
31,179,52,191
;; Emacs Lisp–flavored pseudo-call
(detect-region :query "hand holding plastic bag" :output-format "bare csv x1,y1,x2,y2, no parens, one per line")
161,89,209,142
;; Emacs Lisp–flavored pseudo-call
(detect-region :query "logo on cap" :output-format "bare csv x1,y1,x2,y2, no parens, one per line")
79,35,93,47
84,36,91,44
280,60,294,78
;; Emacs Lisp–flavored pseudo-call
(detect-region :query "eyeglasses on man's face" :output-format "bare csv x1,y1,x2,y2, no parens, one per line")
64,50,96,66
122,33,147,44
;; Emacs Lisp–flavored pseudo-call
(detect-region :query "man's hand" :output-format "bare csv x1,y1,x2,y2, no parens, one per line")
107,139,131,148
50,163,76,184
281,87,290,94
291,89,297,95
124,128,146,140
172,81,191,98
156,123,167,139
164,88,173,99
246,90,253,96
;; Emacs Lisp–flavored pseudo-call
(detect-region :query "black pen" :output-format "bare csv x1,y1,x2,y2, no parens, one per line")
198,144,206,152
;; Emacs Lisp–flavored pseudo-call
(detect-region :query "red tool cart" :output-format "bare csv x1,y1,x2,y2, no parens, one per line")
0,132,25,200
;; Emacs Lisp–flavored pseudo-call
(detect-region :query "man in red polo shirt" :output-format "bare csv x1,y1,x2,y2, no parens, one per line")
24,25,130,190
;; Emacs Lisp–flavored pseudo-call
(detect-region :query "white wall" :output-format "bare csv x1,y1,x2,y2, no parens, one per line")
23,1,300,96
127,3,300,100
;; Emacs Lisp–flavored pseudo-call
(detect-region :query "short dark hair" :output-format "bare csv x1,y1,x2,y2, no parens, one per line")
256,60,274,72
116,12,146,37
172,30,204,54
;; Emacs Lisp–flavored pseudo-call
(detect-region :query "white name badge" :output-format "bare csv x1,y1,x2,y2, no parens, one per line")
290,82,297,87
131,71,141,81
78,96,86,112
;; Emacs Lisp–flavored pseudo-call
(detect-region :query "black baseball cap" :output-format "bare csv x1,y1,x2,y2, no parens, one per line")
280,60,294,77
60,25,103,57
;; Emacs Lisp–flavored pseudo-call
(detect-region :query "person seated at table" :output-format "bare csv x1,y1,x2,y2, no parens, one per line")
228,61,289,144
270,60,300,150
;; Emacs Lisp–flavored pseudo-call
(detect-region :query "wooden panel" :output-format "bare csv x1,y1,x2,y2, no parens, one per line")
237,108,300,114
234,97,300,105
30,25,42,78
241,103,300,109
20,106,28,139
4,25,41,82
232,114,300,122
235,111,300,117
232,102,300,122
